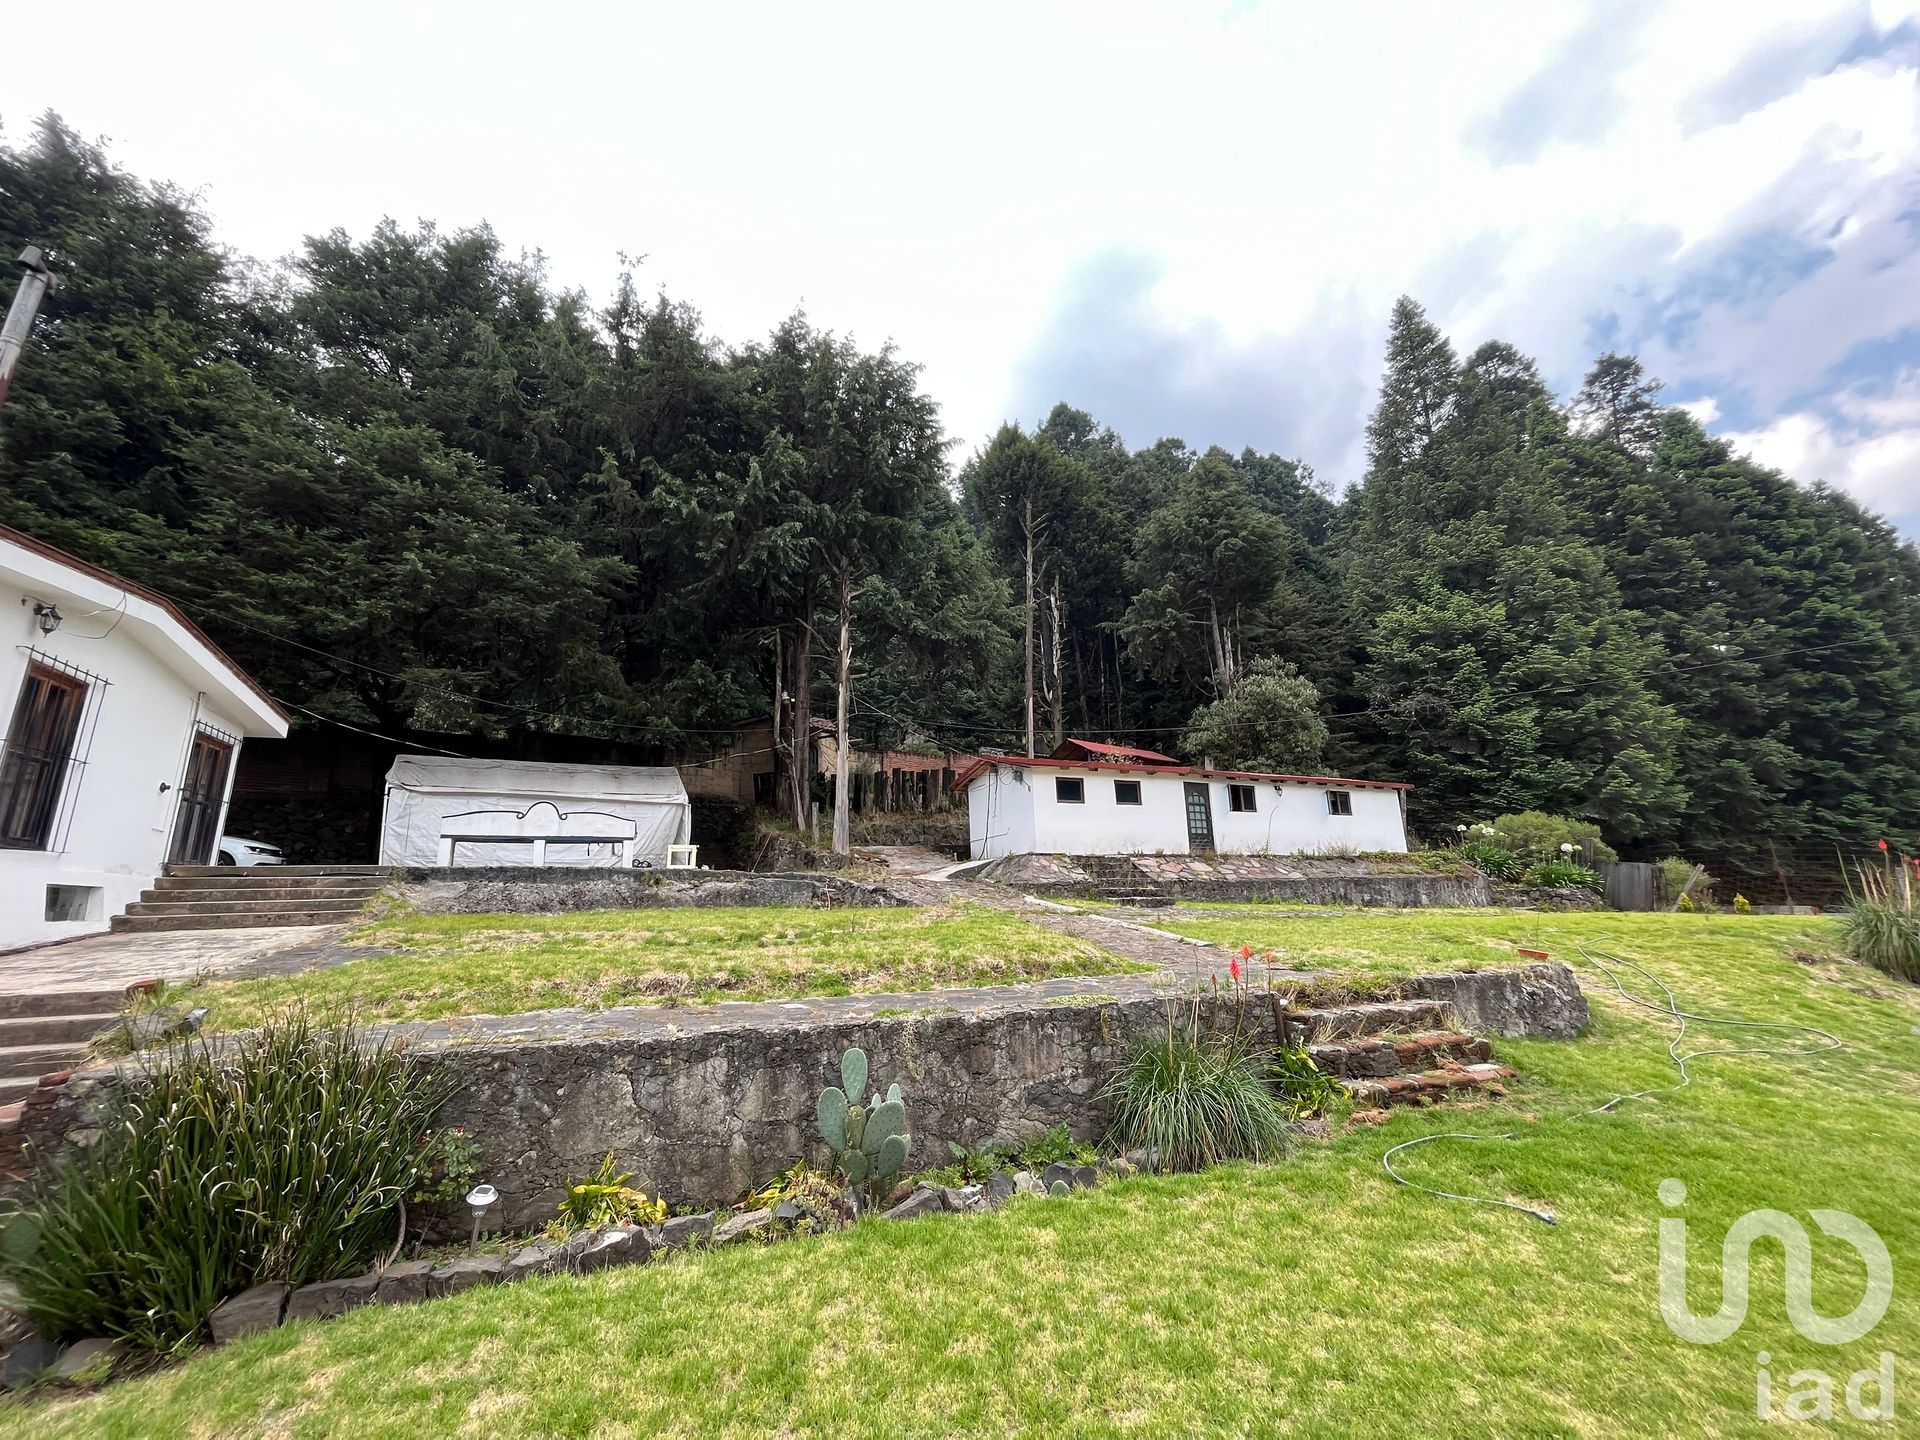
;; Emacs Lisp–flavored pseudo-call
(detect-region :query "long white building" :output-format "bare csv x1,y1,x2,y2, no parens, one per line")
0,525,288,946
953,739,1410,862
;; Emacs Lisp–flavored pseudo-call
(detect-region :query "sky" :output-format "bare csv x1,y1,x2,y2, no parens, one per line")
9,1,1920,537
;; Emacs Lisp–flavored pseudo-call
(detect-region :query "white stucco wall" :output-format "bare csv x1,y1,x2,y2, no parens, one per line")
1,541,286,947
963,764,1408,860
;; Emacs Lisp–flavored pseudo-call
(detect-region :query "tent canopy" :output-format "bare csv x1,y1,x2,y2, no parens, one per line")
379,755,691,868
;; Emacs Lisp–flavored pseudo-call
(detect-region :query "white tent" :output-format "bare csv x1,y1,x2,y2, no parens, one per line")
378,755,692,868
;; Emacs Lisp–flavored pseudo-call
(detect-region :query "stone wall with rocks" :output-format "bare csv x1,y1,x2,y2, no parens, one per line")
1021,873,1493,907
395,868,908,915
20,965,1586,1230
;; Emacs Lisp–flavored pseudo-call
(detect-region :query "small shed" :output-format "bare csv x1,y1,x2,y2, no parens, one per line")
378,756,691,869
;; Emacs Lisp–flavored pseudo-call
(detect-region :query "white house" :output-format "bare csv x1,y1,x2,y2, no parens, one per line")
954,738,1410,861
0,525,289,947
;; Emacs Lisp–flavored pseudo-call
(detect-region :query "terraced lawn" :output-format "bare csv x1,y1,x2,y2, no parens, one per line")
174,901,1146,1030
22,910,1918,1436
1152,905,1844,985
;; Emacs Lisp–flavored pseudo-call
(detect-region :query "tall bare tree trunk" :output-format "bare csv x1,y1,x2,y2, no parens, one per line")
788,588,815,826
771,632,786,813
1050,573,1067,748
1023,496,1036,757
832,564,853,856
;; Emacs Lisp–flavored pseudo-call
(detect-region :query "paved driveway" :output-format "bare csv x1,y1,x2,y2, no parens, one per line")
0,926,339,997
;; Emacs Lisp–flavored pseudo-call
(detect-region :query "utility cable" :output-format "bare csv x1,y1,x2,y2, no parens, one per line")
1379,945,1843,1226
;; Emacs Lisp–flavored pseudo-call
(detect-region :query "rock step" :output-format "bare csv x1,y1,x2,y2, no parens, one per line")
1341,1062,1516,1108
164,864,388,878
143,886,381,904
0,1010,117,1045
110,910,351,932
0,1074,53,1105
1287,998,1455,1043
0,987,129,1020
151,877,385,897
1305,1030,1490,1079
0,1041,89,1080
125,895,368,916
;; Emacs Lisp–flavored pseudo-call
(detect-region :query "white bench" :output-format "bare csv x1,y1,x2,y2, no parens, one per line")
437,801,640,868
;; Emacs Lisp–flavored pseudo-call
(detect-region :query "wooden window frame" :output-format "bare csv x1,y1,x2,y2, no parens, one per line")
0,658,97,852
1054,776,1085,804
1327,790,1353,816
1227,783,1257,813
1113,779,1142,806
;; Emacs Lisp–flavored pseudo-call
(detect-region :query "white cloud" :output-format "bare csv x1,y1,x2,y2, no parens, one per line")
1719,371,1920,525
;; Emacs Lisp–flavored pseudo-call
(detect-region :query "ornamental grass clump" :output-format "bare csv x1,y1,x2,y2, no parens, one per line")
0,1010,447,1353
1843,843,1920,984
1103,958,1299,1171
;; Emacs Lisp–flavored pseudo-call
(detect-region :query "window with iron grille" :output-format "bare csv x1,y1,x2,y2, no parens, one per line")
0,663,90,850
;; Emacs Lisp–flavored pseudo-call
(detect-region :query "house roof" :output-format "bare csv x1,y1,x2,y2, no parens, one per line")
386,754,689,804
949,752,1411,794
0,523,289,732
1051,737,1180,764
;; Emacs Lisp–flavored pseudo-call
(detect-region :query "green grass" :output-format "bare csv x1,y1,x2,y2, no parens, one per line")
179,902,1145,1030
1152,907,1845,983
19,912,1920,1436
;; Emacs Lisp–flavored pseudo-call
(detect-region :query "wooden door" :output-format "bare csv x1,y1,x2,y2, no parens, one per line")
1183,781,1215,855
169,732,234,865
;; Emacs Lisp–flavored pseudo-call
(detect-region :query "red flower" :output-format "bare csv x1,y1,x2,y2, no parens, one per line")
1230,956,1242,982
1878,839,1889,851
1240,943,1253,960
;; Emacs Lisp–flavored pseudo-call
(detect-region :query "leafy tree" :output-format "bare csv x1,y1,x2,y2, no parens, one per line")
1181,657,1329,772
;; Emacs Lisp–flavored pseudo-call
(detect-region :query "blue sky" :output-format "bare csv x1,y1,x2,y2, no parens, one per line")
12,0,1920,537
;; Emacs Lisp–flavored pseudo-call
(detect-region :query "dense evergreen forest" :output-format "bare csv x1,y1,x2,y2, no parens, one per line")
4,116,1917,861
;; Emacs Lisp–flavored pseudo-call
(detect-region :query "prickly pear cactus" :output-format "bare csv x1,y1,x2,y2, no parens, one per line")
816,1046,912,1207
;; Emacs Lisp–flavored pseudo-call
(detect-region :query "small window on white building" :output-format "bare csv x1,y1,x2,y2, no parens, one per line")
1227,783,1256,813
1113,779,1142,806
1327,790,1353,816
1055,777,1085,804
44,884,101,923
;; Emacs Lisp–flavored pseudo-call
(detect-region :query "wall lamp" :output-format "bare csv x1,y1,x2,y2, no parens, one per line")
31,601,61,635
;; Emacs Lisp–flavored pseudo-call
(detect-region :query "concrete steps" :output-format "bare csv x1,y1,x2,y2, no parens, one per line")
111,865,389,933
164,864,388,878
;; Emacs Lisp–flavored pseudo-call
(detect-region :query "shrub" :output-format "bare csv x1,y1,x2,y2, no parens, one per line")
1842,857,1920,984
1473,812,1617,863
1268,1047,1343,1117
1658,856,1717,906
555,1152,667,1231
1459,840,1526,881
0,1012,445,1352
1102,1026,1297,1172
1733,894,1752,914
1523,860,1604,893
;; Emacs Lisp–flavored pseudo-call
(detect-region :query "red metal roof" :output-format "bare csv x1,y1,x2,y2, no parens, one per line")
1052,737,1180,765
949,752,1410,793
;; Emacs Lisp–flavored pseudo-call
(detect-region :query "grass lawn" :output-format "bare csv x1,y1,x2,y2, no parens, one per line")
25,912,1920,1436
1152,906,1845,984
178,902,1146,1030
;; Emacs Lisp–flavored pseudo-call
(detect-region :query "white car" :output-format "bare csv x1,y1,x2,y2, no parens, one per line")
218,835,286,867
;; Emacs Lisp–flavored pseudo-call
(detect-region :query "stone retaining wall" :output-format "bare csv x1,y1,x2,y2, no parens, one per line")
396,868,907,915
20,965,1586,1228
1023,873,1494,907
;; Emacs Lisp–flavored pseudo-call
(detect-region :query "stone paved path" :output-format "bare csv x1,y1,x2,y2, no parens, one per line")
0,925,341,996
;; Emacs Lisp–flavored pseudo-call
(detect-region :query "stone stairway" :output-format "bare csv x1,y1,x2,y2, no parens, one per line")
109,865,390,933
1286,996,1516,1107
0,987,123,1180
